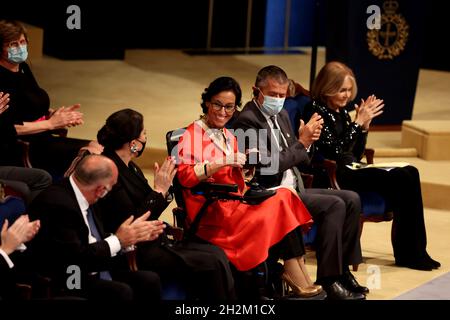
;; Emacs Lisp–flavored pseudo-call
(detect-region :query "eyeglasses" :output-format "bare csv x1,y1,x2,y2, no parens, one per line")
7,39,27,49
210,101,236,114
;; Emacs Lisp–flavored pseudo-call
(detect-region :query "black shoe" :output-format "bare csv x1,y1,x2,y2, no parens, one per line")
425,253,441,269
323,281,366,300
395,258,434,271
341,271,369,294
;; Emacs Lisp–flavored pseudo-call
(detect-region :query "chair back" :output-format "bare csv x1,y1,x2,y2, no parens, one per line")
165,128,187,211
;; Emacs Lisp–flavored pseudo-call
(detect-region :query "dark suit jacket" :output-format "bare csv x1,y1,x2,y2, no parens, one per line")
232,100,311,188
96,150,170,234
28,178,124,289
0,254,13,298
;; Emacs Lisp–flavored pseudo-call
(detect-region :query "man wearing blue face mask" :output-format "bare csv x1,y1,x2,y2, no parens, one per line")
232,65,367,300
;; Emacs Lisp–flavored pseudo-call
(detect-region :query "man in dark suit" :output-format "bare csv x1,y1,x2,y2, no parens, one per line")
28,154,164,300
232,65,367,300
0,214,40,299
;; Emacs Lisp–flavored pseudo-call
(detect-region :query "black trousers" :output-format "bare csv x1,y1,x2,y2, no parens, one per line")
136,239,235,300
84,270,161,301
0,166,52,205
338,165,428,263
301,188,362,280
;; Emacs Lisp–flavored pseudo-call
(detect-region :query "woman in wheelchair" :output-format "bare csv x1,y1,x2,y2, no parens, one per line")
95,109,235,300
176,76,323,298
305,61,440,271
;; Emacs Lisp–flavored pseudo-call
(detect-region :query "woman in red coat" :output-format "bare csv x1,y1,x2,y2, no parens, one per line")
177,76,323,297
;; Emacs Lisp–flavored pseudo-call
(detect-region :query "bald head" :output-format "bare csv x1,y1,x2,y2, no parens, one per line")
73,154,118,204
74,154,116,185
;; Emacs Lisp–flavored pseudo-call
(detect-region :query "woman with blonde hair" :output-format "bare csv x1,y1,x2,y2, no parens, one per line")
307,61,440,271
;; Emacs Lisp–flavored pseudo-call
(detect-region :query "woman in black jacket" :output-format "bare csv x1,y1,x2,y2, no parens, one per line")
306,61,440,271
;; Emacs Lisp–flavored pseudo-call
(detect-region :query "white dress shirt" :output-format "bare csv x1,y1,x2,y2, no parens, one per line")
256,100,297,189
69,176,121,256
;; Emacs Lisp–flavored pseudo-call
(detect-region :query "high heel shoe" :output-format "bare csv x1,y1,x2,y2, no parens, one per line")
281,271,323,297
296,256,322,291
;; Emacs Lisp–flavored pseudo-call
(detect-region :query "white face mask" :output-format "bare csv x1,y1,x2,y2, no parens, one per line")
261,94,285,116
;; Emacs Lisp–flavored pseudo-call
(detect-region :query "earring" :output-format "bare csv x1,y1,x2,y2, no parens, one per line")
130,145,138,153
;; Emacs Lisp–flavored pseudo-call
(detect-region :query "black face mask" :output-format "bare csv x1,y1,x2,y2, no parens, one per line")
131,139,147,157
136,139,146,157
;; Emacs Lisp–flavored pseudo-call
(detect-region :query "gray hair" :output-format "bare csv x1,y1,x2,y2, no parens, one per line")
255,65,289,88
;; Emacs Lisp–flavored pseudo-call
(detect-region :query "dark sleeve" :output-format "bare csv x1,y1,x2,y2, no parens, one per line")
0,254,12,273
0,254,14,299
233,111,311,173
133,165,171,220
314,107,367,165
29,200,113,273
98,181,169,234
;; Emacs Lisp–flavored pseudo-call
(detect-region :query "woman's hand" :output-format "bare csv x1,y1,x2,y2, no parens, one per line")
154,157,177,195
354,94,384,130
0,215,40,255
0,92,10,115
218,152,246,168
48,104,84,129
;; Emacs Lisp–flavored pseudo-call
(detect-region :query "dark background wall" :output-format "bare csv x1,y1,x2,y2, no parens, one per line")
1,0,448,71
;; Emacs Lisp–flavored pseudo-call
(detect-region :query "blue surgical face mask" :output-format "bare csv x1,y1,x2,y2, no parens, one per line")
7,44,28,64
260,92,285,116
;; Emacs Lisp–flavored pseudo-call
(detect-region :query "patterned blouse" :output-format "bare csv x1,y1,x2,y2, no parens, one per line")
307,100,368,166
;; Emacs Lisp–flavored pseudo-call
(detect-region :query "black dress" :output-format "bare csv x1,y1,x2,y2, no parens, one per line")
95,150,235,300
306,100,432,267
0,63,88,174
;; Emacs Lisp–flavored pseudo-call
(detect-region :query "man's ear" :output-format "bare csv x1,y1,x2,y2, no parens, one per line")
252,86,260,98
94,184,103,197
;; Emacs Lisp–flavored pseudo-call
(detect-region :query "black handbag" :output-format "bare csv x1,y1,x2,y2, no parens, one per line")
242,181,276,205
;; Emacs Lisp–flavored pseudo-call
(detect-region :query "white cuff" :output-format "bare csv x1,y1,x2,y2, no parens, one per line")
105,235,121,257
0,249,14,269
194,162,208,180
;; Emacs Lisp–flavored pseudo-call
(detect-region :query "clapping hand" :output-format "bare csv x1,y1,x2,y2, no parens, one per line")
154,156,177,196
298,112,323,148
355,94,384,130
0,215,40,255
48,104,84,129
116,211,166,247
0,92,10,115
216,152,246,168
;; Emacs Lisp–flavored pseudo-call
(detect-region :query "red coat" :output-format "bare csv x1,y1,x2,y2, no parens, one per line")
177,121,312,271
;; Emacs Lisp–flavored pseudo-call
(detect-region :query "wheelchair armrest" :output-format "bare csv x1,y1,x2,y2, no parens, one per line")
191,182,239,195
